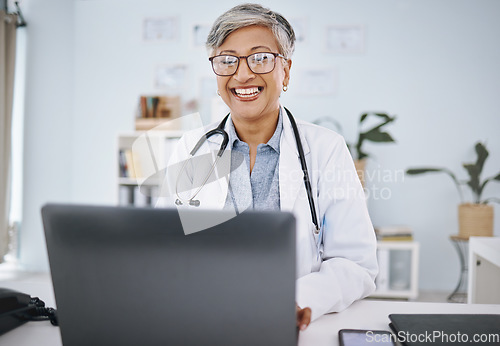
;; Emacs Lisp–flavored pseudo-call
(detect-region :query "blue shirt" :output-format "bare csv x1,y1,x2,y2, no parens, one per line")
223,110,283,212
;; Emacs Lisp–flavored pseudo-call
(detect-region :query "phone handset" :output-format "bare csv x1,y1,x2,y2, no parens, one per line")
0,288,58,336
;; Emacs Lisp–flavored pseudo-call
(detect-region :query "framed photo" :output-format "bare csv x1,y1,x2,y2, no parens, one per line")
326,25,365,53
155,64,188,90
192,23,211,47
143,17,178,41
295,67,337,96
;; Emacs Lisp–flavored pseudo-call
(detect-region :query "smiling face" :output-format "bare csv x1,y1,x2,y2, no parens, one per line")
214,25,291,126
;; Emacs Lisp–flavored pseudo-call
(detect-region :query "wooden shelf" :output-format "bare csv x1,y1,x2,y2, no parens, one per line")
135,118,181,131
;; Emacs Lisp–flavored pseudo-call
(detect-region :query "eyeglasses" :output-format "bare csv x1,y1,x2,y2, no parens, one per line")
209,52,285,76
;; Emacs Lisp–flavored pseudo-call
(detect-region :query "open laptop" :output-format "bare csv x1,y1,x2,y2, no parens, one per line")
42,204,297,346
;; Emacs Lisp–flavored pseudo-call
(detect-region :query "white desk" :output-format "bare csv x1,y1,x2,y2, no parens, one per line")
468,236,500,304
1,272,499,346
300,300,500,345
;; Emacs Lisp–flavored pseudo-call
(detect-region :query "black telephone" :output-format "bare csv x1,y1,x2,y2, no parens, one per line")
0,288,58,336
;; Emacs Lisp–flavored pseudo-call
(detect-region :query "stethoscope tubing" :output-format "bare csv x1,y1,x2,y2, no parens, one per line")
285,108,320,233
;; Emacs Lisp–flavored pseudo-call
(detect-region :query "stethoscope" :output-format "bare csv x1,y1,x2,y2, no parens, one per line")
175,107,320,233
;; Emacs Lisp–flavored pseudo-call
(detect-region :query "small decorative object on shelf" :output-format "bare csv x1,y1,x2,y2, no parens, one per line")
406,141,500,239
375,225,413,242
313,112,396,187
135,95,182,131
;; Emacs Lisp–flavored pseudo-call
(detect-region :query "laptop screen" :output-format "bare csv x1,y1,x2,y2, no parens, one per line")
42,204,297,346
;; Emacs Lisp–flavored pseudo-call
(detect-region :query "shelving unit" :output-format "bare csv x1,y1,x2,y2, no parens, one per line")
468,236,500,304
371,241,420,300
117,130,182,207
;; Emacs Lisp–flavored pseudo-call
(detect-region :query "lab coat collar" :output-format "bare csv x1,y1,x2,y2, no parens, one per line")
202,105,311,212
205,105,309,154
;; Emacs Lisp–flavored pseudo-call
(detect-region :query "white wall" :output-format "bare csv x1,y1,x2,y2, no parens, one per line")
20,0,500,291
19,0,74,271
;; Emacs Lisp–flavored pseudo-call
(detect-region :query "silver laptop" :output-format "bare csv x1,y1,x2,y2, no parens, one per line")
42,204,297,346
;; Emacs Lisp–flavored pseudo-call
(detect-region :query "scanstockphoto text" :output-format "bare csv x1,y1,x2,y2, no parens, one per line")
366,329,500,344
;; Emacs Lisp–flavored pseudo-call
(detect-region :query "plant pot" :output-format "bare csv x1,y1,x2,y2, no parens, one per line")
458,203,494,239
354,159,366,188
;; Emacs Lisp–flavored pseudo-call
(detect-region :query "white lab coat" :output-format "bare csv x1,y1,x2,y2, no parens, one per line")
161,106,378,321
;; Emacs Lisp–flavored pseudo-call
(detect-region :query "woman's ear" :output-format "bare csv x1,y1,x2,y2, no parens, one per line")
283,58,292,87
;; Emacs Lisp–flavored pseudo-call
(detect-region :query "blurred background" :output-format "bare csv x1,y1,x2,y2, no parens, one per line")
4,0,500,297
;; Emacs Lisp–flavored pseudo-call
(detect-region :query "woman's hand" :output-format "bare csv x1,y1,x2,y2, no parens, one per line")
296,304,312,331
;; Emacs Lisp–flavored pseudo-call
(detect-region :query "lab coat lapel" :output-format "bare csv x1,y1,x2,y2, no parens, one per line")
279,110,310,213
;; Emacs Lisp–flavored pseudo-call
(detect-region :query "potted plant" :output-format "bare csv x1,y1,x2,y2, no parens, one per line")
315,112,397,187
406,142,500,238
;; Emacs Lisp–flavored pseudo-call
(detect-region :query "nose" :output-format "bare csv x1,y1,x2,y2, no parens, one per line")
233,57,255,82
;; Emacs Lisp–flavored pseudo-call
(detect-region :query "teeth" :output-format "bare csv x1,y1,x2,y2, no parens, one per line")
234,87,260,97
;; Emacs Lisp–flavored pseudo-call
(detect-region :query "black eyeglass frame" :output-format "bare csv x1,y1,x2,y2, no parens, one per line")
208,52,286,76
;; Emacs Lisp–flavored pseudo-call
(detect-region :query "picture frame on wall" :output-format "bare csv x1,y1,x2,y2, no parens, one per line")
143,17,178,41
155,64,188,90
192,23,211,47
325,25,365,53
295,67,338,96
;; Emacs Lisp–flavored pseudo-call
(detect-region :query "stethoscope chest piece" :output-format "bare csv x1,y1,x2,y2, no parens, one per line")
174,115,230,207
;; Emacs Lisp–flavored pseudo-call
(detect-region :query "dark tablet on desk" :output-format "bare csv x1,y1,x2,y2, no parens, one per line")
389,314,500,346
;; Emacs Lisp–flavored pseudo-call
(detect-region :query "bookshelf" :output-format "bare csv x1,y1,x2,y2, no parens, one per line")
117,130,182,207
371,241,420,300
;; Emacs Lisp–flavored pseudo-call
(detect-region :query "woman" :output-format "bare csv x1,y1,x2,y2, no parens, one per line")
165,3,378,330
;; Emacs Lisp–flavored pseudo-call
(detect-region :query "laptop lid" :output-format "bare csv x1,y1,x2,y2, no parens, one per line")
42,204,297,346
389,314,500,346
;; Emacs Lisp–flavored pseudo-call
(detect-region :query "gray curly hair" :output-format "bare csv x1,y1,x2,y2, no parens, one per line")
206,3,296,59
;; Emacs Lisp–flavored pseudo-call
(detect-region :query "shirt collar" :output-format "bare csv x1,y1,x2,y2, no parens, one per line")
227,108,283,153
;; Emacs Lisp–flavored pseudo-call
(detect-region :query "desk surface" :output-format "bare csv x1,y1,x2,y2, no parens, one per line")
1,271,499,346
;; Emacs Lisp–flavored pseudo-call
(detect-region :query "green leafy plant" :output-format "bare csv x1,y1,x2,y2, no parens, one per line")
406,142,500,204
313,112,397,160
351,112,397,160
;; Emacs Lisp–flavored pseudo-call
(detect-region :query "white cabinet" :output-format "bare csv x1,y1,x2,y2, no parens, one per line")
117,131,182,207
371,241,420,300
467,236,500,304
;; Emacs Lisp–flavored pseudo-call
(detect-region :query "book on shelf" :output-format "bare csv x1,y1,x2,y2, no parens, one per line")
375,225,413,241
136,95,182,131
119,185,135,206
118,149,143,179
119,185,159,208
138,95,181,119
118,150,128,178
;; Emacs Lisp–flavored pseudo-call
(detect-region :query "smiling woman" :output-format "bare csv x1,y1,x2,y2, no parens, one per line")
163,3,378,331
210,25,290,146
